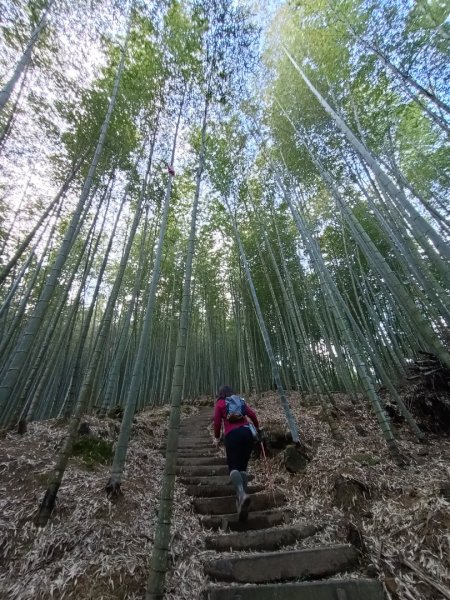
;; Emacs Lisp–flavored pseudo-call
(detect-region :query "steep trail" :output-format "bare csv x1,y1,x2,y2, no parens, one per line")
174,408,385,600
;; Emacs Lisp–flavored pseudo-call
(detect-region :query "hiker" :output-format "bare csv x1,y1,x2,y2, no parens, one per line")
213,385,260,520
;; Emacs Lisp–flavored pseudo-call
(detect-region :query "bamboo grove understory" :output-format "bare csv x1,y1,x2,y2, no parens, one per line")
0,0,449,595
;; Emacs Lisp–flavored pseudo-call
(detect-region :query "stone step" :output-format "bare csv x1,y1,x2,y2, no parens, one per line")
177,440,216,446
186,484,264,498
200,508,292,532
159,443,214,452
204,544,359,583
178,433,210,437
179,426,211,432
178,430,213,444
178,434,212,440
178,438,213,445
178,474,254,486
193,491,285,515
179,429,211,434
176,452,220,460
176,464,229,477
205,523,320,551
201,579,385,600
177,456,226,466
177,426,212,431
176,443,214,450
180,415,211,420
176,447,214,454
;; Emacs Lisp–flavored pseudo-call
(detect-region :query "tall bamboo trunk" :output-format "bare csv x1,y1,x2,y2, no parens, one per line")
0,24,130,422
146,94,209,600
277,174,403,461
282,47,450,268
106,91,185,496
227,200,301,443
0,0,55,115
32,17,133,525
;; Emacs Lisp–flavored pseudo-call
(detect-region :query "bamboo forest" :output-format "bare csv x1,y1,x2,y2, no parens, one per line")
0,0,449,599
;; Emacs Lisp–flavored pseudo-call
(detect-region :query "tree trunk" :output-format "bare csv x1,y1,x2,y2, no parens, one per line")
0,0,55,115
146,94,209,600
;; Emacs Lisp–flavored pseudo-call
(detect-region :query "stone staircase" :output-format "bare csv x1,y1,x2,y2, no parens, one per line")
175,409,385,600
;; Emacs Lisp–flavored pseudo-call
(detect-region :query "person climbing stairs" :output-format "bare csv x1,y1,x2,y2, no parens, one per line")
173,408,386,600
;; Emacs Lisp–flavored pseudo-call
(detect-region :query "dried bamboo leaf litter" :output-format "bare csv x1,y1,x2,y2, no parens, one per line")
0,392,449,600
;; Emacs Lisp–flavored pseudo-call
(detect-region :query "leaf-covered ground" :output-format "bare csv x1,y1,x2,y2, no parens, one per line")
0,391,449,599
249,391,450,600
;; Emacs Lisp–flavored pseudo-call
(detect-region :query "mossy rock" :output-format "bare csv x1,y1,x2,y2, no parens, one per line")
351,452,380,466
72,436,113,469
107,406,124,420
284,444,310,473
334,474,371,509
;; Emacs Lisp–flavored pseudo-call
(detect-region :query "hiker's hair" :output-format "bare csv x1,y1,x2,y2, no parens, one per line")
218,385,233,398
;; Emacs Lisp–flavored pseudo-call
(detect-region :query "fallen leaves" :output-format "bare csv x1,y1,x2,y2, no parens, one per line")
0,390,449,600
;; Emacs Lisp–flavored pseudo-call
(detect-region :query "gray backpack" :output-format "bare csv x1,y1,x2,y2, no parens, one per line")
225,395,246,422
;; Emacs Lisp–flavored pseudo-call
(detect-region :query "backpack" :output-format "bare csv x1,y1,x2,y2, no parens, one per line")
225,395,246,422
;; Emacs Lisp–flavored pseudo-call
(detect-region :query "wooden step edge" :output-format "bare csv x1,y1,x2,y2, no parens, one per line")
201,578,385,600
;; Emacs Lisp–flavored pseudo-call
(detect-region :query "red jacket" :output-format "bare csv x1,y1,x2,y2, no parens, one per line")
214,397,259,439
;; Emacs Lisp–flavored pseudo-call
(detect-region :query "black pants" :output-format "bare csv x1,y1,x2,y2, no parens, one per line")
225,426,254,473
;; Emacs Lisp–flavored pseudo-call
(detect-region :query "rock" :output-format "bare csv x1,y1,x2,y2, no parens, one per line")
78,422,90,436
17,419,27,435
384,402,404,424
355,424,368,437
385,577,398,594
334,475,370,510
439,480,450,500
346,521,366,552
366,564,378,577
265,426,292,451
284,445,310,473
352,452,380,466
108,406,124,420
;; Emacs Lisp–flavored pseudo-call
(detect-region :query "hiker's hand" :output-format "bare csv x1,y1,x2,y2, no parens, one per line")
213,437,220,448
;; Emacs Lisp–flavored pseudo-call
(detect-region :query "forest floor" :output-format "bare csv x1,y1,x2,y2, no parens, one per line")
0,386,449,600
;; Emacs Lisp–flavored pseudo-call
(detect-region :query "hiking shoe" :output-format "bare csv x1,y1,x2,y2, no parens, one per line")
237,493,251,522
